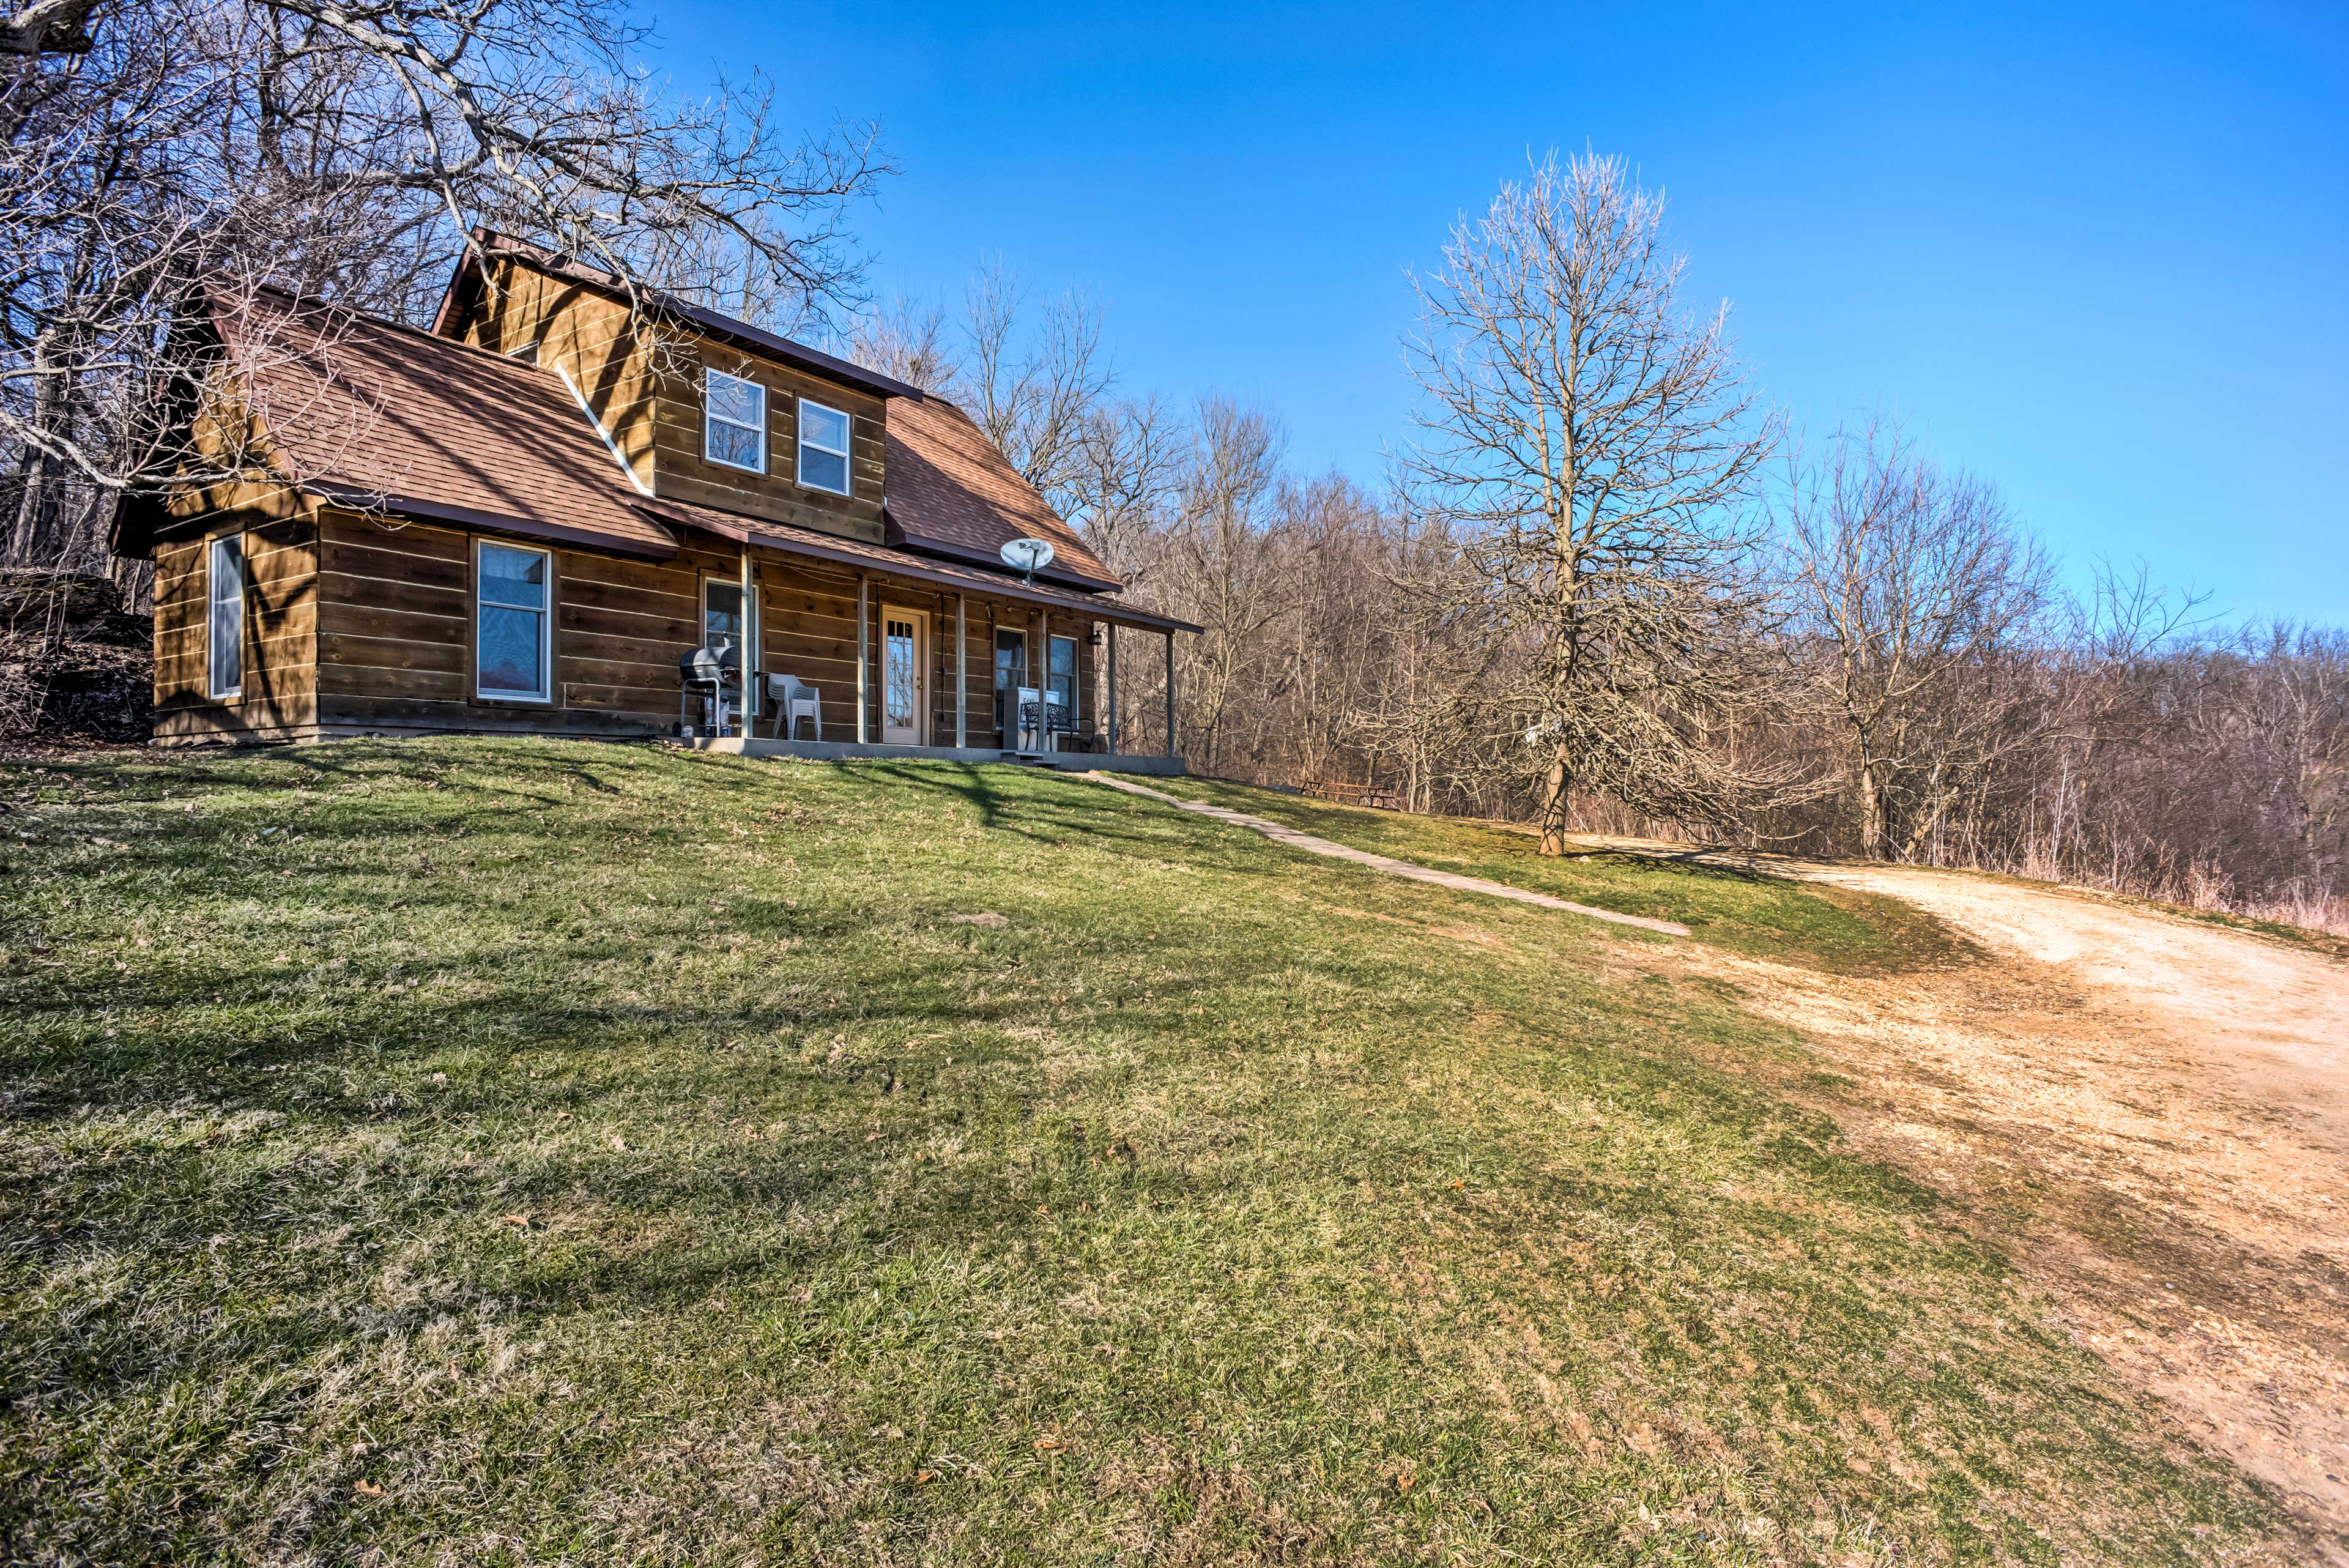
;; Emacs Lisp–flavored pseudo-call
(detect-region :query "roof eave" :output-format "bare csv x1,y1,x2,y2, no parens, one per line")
638,500,1198,633
883,522,1125,594
309,484,680,561
445,229,927,404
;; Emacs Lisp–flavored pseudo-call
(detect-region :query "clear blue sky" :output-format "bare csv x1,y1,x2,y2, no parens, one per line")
642,1,2347,625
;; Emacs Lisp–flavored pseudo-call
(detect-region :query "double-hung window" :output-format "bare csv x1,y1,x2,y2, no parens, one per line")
1047,634,1078,719
797,398,852,495
476,541,552,702
206,534,243,700
704,369,766,472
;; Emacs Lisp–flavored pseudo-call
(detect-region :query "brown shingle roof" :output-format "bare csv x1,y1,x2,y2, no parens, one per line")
217,286,678,558
180,284,1171,623
637,494,1197,634
883,398,1119,588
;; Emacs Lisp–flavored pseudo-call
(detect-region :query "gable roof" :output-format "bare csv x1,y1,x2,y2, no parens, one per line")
434,231,1124,590
198,285,678,557
125,282,1190,626
433,229,927,405
882,398,1119,589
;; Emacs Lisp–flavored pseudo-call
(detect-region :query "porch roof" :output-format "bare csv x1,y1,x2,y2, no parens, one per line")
633,496,1201,635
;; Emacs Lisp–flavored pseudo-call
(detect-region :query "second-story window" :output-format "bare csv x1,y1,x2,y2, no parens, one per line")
705,369,766,473
798,399,852,496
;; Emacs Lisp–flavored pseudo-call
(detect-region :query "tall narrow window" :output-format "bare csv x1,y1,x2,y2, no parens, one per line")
797,398,852,495
995,626,1028,743
705,369,766,472
703,579,744,646
994,627,1026,693
1048,633,1078,719
206,534,243,700
476,541,551,701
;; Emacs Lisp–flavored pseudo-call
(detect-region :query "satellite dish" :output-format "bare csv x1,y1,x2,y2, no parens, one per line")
1000,537,1056,584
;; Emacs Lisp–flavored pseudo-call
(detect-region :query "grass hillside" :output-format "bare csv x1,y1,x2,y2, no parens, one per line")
0,741,2291,1564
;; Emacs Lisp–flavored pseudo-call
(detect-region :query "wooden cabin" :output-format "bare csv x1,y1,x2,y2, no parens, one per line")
113,234,1195,773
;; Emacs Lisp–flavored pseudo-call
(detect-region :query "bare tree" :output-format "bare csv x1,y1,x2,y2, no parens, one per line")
2,0,893,567
1058,394,1184,576
1341,508,1504,812
1405,150,1790,853
1154,396,1286,772
959,258,1114,506
845,292,958,393
1778,417,2060,858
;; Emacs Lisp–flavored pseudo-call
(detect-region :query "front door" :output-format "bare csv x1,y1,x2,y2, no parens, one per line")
881,606,929,746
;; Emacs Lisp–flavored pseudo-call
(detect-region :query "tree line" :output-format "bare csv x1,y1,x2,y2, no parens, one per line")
866,157,2343,933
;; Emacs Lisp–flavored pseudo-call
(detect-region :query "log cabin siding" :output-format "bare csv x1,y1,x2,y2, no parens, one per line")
150,516,320,742
646,365,887,544
150,507,1111,749
453,253,888,545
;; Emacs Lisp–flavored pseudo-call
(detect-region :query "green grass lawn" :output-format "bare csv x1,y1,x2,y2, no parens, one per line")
0,740,2291,1564
1171,779,1973,976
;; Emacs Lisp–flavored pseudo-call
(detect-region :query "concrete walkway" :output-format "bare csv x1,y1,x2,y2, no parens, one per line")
1085,773,1690,937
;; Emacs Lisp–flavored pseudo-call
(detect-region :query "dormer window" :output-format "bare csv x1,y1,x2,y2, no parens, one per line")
797,399,852,496
704,369,766,472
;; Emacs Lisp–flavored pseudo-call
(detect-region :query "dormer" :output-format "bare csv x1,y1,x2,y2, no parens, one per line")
432,234,922,546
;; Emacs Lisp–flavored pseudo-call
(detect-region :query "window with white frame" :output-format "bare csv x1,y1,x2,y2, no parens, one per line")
704,369,766,472
206,534,243,700
476,541,552,701
797,398,852,495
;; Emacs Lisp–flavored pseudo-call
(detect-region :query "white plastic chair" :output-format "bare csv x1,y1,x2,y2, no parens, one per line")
768,673,822,741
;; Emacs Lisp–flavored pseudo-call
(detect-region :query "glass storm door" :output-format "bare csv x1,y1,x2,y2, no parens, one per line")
881,607,929,745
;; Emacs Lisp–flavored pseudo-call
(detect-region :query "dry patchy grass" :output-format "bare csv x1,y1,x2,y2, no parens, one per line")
0,740,2302,1564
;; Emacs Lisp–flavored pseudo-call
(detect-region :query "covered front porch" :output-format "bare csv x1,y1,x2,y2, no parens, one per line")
655,502,1195,771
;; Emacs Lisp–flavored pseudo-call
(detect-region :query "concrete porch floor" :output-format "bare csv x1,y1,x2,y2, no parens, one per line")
683,736,1189,776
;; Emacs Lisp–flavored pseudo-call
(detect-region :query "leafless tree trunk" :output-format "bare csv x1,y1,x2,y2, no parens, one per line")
1405,150,1792,853
1156,396,1286,773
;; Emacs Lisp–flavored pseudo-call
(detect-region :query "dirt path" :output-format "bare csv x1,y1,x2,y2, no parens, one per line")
1640,849,2349,1556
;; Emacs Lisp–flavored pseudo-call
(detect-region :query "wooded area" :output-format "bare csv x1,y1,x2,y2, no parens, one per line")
858,161,2345,934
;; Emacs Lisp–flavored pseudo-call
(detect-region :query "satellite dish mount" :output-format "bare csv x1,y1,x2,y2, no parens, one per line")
1000,537,1056,585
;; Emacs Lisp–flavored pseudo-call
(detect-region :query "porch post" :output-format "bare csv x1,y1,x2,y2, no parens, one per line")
1164,629,1176,759
1106,623,1119,756
1030,609,1044,751
740,549,759,732
955,594,968,749
856,574,870,744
